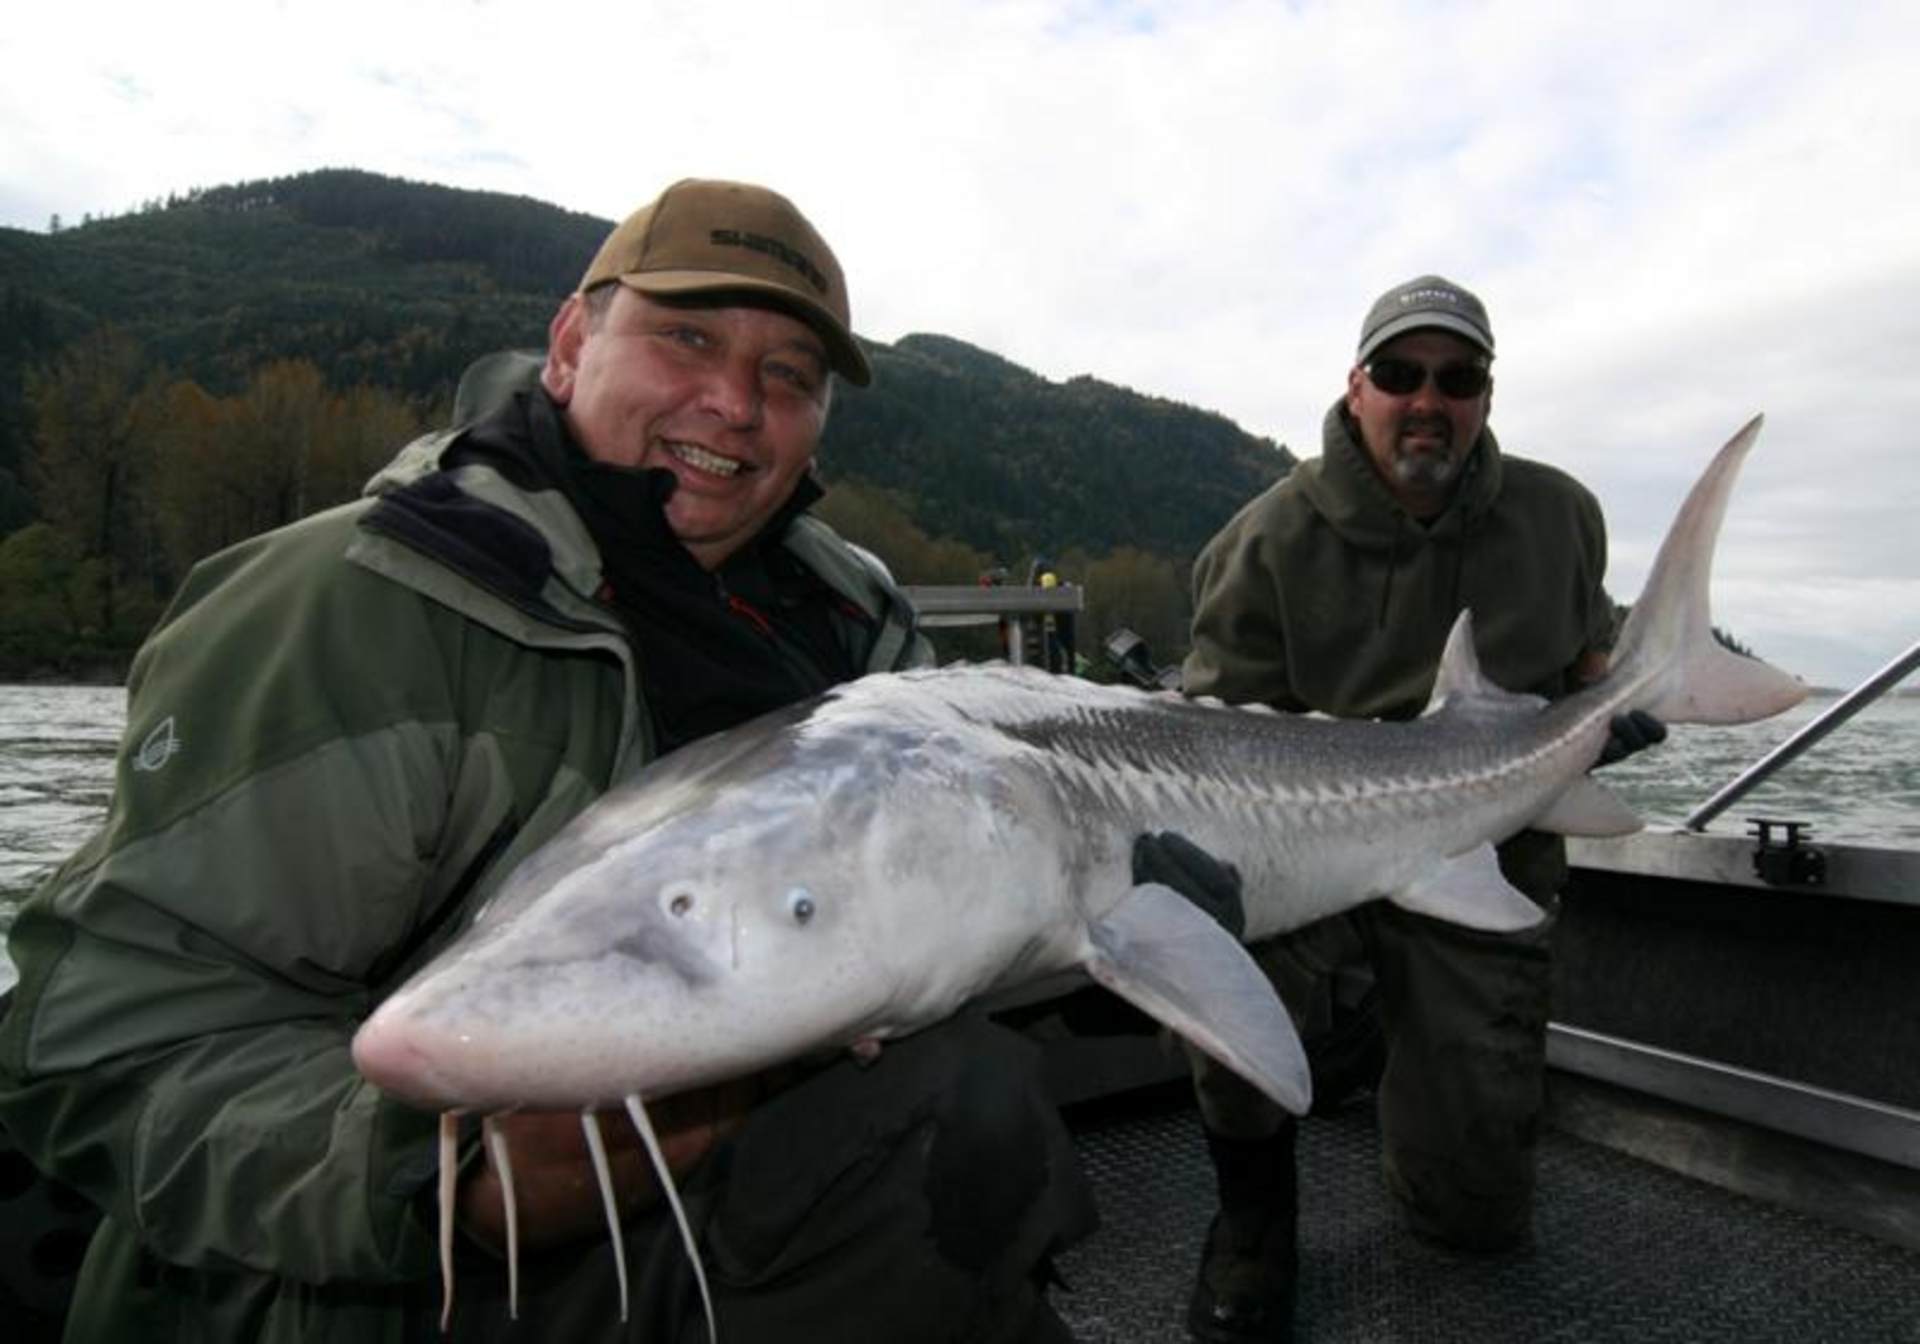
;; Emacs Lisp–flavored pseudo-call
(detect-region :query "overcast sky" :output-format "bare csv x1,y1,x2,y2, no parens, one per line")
4,0,1917,691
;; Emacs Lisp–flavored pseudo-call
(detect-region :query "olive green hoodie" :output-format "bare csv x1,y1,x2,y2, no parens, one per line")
1186,402,1613,720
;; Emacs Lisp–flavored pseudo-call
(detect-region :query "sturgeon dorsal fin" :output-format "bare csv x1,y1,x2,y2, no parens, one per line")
1422,609,1546,718
1422,610,1496,715
1083,883,1311,1115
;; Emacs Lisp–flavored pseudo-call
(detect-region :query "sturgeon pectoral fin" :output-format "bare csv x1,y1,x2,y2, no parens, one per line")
1532,776,1643,837
1083,881,1311,1115
1391,843,1543,932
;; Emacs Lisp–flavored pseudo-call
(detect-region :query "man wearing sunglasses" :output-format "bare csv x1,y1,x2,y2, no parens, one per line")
1178,276,1649,1342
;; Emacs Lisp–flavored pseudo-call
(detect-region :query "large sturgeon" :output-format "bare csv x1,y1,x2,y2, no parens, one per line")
352,415,1805,1329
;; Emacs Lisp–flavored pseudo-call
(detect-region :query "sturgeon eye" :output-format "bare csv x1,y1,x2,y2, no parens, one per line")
787,887,816,925
664,886,695,917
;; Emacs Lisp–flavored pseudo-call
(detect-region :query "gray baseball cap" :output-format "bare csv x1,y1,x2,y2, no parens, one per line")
1357,275,1494,363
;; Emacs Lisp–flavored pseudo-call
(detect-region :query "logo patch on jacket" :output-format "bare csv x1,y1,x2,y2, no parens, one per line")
133,716,183,772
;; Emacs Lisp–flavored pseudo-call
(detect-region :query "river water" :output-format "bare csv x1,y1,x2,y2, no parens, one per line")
3,682,1918,992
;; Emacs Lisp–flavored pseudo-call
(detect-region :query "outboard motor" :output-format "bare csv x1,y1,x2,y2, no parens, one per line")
1103,627,1183,691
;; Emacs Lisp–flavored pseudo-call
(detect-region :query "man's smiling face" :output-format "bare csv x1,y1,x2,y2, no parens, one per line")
543,285,830,569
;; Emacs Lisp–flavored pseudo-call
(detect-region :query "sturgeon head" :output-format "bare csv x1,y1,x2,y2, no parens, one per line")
351,680,1084,1113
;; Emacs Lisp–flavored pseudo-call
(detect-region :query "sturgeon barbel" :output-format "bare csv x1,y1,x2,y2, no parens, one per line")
352,416,1805,1326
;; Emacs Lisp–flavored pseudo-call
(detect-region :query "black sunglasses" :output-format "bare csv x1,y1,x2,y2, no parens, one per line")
1364,357,1491,399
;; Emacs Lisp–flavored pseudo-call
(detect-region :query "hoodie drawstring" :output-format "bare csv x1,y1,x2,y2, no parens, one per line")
1378,512,1406,630
1450,514,1470,618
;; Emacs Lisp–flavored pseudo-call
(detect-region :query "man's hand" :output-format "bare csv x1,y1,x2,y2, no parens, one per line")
455,1073,769,1254
1133,831,1246,938
1596,709,1667,768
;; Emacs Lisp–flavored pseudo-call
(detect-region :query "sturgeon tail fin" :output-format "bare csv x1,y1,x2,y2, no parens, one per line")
1610,415,1808,725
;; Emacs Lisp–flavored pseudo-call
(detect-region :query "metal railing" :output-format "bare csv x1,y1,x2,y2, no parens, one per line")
1547,1023,1920,1171
902,584,1084,668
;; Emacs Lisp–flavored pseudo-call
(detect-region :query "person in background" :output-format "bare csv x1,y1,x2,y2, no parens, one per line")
0,179,1096,1342
1178,275,1662,1342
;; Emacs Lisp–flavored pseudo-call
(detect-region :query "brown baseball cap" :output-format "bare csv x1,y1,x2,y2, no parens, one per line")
579,178,871,386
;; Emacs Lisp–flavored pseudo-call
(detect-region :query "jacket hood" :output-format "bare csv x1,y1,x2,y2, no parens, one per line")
363,402,608,603
1294,400,1506,550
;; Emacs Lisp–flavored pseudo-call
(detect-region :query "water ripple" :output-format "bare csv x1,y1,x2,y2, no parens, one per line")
1,686,126,922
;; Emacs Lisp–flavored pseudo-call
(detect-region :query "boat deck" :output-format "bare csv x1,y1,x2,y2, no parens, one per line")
1055,1081,1920,1343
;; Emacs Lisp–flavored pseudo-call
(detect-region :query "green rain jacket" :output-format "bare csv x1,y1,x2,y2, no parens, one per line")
0,393,930,1342
1186,401,1614,719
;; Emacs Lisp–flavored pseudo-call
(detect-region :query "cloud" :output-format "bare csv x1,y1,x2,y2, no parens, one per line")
3,0,1916,687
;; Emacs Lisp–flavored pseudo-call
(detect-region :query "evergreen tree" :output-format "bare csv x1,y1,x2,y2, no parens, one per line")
22,326,168,640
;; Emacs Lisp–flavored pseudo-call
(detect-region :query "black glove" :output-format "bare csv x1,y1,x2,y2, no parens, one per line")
1595,709,1667,768
1132,831,1246,939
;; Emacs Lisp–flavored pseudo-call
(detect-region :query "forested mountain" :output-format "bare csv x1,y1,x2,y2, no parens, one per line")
826,334,1286,560
0,169,1293,677
0,169,606,529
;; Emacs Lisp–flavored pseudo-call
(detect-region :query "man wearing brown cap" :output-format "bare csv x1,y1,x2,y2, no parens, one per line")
0,179,1094,1342
1177,276,1659,1341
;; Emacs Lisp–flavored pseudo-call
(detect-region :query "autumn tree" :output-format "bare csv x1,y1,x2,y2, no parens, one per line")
307,383,427,510
149,362,427,577
148,379,242,577
228,361,425,522
233,358,332,527
812,478,993,586
1079,546,1191,672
